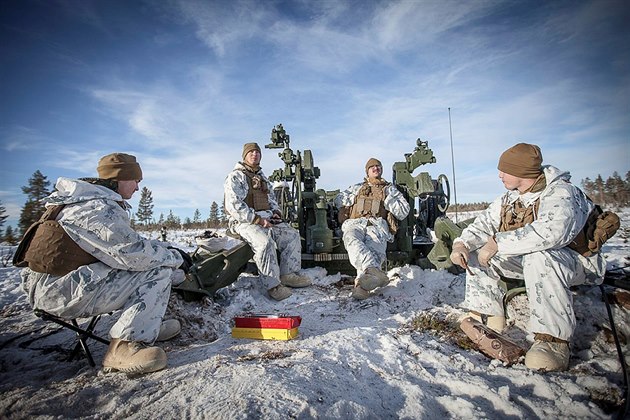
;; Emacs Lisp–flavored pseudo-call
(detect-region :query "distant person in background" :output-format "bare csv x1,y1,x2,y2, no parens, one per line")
16,153,187,374
450,143,608,372
335,158,410,300
161,225,167,242
223,142,311,301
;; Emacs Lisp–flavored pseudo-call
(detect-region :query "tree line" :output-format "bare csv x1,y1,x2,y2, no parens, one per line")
133,186,227,231
1,169,629,245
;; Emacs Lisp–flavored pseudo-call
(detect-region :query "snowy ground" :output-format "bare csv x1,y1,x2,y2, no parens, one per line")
1,210,629,419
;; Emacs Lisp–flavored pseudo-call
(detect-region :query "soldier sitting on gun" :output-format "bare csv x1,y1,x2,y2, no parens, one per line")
223,142,311,301
335,158,410,300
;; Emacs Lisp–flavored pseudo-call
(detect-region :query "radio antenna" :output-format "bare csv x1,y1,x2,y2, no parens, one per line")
448,107,459,223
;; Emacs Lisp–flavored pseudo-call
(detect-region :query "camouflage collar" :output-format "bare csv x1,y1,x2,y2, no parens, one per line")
79,177,119,192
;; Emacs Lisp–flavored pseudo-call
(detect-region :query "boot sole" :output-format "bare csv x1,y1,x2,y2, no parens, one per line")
103,359,167,374
280,281,312,288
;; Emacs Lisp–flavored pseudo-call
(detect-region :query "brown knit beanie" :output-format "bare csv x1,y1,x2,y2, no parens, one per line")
97,153,143,181
365,158,382,175
497,143,543,179
242,142,261,160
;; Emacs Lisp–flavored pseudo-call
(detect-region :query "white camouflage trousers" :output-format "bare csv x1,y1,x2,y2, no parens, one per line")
232,222,302,289
22,263,175,343
462,248,605,341
342,218,389,277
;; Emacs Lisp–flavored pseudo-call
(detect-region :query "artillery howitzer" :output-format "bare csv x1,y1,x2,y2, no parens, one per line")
264,124,463,273
174,123,470,300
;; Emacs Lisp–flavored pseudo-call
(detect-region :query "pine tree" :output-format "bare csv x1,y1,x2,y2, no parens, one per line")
0,200,7,238
193,209,201,228
220,198,227,225
18,170,50,235
209,201,219,228
607,171,630,206
593,175,605,204
136,186,154,225
4,225,17,245
158,213,165,225
165,210,181,229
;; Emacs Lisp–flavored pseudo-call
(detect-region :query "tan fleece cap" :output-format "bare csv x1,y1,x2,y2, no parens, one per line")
365,158,382,175
97,153,143,181
497,143,543,179
242,142,261,160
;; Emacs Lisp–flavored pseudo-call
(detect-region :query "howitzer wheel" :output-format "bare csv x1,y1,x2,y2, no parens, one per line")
436,174,450,213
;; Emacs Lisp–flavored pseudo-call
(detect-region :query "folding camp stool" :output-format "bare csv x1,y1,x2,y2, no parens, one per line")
34,309,110,367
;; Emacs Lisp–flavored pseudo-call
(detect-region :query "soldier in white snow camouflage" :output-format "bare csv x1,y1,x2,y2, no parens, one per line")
450,143,606,372
223,142,311,301
18,153,186,374
335,158,410,300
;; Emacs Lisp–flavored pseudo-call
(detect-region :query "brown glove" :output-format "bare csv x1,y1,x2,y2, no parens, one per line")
588,211,620,253
478,236,498,268
450,242,470,268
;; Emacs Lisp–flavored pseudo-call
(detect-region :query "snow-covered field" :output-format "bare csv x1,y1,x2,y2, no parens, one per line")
1,210,629,419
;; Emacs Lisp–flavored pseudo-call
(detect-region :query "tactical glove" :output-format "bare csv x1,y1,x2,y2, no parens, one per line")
478,236,498,268
588,211,620,254
450,242,470,268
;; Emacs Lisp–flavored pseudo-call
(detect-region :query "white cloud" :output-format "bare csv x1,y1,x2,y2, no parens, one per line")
1,126,47,151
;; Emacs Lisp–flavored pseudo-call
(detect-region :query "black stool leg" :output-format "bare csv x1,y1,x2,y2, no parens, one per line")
35,310,110,367
69,317,100,366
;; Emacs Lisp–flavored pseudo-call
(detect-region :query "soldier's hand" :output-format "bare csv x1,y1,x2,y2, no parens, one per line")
168,246,193,273
257,217,273,228
450,242,470,268
478,236,498,268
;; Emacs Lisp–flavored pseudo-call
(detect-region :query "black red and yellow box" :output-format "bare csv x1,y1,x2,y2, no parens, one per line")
231,314,301,340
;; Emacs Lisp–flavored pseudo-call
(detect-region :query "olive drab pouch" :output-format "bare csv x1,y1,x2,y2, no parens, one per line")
13,204,99,276
338,206,350,224
499,199,539,232
568,204,620,257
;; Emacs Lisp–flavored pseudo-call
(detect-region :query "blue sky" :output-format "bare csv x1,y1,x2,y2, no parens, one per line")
1,0,628,227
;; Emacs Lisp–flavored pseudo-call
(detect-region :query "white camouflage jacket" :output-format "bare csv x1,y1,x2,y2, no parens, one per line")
21,177,183,291
334,179,410,241
455,165,597,257
223,162,281,227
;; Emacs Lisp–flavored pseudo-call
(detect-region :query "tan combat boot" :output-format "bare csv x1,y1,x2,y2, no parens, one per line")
460,311,506,333
157,319,181,342
358,267,389,291
280,272,312,288
102,339,167,374
268,284,292,301
351,285,370,300
486,315,506,333
524,333,570,372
